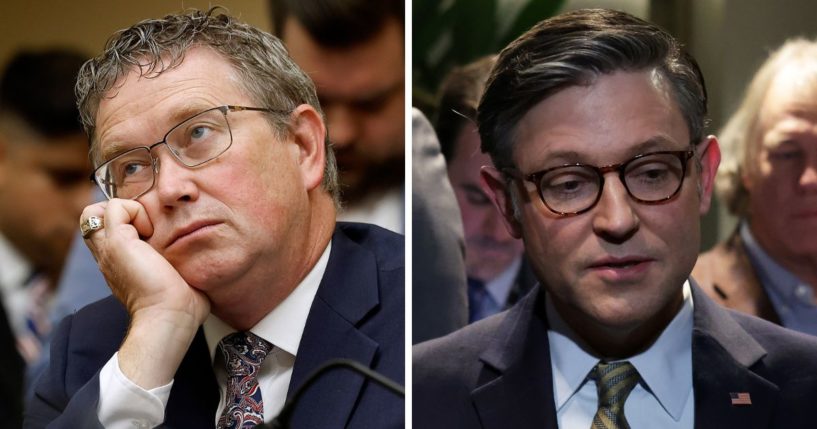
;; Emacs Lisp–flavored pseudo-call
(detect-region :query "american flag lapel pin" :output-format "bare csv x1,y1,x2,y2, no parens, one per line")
730,392,752,406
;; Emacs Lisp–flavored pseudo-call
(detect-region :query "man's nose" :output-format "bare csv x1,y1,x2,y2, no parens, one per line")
325,104,360,149
480,207,510,241
150,148,199,206
591,175,640,242
799,156,817,191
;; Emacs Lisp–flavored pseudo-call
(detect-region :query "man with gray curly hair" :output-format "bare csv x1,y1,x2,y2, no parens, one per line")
693,39,817,335
26,9,404,428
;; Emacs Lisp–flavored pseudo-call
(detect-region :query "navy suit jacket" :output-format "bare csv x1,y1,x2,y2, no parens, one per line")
26,223,404,428
0,298,24,428
414,280,817,428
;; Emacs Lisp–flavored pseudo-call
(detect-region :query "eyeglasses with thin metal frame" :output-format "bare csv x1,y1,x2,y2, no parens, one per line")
90,105,289,200
504,148,696,217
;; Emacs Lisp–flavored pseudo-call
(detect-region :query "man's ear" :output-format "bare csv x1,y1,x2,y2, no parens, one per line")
697,135,721,215
288,104,326,192
481,165,523,238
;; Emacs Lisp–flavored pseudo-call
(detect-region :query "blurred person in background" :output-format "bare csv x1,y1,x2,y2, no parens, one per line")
412,108,468,343
436,55,536,323
0,49,91,428
271,0,405,233
693,39,817,335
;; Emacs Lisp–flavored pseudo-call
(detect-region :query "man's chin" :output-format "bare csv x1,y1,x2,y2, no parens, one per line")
338,156,404,205
174,259,238,292
340,172,401,205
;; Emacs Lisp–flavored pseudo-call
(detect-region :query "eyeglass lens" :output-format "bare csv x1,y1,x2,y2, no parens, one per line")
95,107,232,199
538,152,687,214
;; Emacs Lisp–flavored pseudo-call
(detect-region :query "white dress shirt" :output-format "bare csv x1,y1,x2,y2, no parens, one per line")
337,186,405,234
0,232,54,363
739,222,817,335
0,232,35,336
547,281,695,428
97,242,331,428
485,256,522,309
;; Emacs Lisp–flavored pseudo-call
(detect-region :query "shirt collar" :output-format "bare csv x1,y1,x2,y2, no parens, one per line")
740,221,811,302
204,241,331,362
485,256,522,306
0,232,32,294
547,281,694,421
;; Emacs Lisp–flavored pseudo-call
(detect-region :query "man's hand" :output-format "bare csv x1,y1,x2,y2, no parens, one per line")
81,199,210,389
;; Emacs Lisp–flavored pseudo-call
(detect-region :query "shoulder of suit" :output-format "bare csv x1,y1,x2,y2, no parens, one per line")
414,311,507,371
729,309,817,368
336,222,404,270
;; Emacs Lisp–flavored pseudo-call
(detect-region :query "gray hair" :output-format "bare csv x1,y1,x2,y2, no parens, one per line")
717,38,817,216
76,8,339,204
478,9,708,171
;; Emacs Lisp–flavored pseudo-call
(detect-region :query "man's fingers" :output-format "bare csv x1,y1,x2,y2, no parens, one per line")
80,202,108,241
103,198,155,239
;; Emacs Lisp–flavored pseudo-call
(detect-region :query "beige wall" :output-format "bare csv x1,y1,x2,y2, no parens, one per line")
0,1,271,66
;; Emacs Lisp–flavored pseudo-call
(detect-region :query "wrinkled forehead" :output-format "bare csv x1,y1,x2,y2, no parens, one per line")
757,65,817,134
88,49,245,164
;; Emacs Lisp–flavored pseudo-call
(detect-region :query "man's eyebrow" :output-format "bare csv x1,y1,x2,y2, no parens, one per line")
358,80,403,101
537,135,685,165
98,141,129,162
320,79,403,105
97,103,216,162
628,135,685,153
166,103,217,125
460,183,487,194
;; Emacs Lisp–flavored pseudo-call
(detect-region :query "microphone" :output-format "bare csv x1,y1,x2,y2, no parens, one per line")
261,358,405,429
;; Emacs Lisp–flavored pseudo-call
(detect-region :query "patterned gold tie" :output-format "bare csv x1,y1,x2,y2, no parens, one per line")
590,361,640,429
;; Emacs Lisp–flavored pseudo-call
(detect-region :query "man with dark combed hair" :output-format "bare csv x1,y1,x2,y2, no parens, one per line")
414,9,817,429
271,0,405,234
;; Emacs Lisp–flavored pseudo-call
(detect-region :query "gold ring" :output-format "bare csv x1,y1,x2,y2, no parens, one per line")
80,216,104,238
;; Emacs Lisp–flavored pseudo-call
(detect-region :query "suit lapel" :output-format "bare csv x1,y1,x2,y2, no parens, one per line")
164,329,220,428
286,227,381,428
471,286,559,429
690,283,779,429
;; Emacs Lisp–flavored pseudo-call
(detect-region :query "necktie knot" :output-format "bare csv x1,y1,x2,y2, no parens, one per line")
590,361,640,429
220,331,273,374
217,332,273,429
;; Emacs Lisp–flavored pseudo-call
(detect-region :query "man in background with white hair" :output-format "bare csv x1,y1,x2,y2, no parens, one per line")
693,38,817,336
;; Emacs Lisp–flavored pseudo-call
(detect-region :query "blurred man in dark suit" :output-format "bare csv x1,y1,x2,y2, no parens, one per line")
0,49,91,427
436,56,536,322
